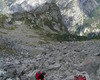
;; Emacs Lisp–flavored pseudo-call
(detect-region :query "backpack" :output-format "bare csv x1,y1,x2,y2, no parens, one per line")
74,75,86,80
74,75,78,80
35,71,41,79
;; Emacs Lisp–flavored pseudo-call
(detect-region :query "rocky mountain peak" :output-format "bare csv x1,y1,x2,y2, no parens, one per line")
0,0,100,39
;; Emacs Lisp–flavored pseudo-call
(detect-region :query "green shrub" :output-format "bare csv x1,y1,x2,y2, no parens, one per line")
0,14,7,27
54,33,86,42
0,44,15,54
44,33,87,42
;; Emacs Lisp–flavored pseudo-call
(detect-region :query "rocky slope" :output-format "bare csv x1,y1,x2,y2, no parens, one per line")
0,1,100,80
0,36,100,80
0,1,67,44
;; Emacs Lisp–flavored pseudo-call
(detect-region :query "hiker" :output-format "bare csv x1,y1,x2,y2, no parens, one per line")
81,76,86,80
74,75,78,80
35,71,46,80
74,75,86,80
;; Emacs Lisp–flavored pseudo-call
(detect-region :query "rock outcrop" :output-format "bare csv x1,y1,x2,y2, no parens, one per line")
56,0,97,33
0,0,100,38
1,1,66,34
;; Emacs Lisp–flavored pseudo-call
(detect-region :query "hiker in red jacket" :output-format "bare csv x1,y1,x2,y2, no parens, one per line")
74,75,86,80
80,76,86,80
35,71,46,80
74,75,78,80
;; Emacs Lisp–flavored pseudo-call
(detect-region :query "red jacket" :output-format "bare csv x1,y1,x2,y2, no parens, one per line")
80,76,86,80
74,75,78,80
36,71,41,80
74,75,86,80
35,71,45,80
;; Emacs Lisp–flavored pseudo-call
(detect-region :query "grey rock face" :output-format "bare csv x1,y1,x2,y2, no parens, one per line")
1,0,99,36
0,40,100,80
1,0,100,39
56,0,97,33
7,2,66,33
78,0,97,15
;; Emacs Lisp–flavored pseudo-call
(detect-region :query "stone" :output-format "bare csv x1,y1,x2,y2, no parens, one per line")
97,70,100,80
6,78,12,80
20,75,28,80
0,70,6,77
94,52,100,56
15,60,20,65
66,75,74,80
49,63,61,70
